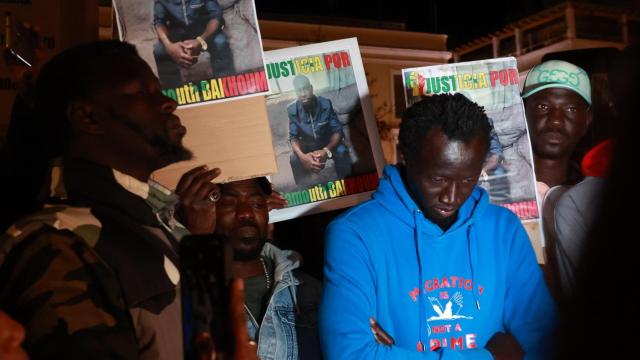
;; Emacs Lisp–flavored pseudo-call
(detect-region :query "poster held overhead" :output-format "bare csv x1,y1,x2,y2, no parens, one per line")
264,38,385,222
113,0,277,186
113,0,270,107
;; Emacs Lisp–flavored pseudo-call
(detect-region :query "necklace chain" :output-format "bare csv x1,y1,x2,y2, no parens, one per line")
259,257,271,290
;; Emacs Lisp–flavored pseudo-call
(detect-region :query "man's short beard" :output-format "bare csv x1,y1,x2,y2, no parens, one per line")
149,136,193,163
533,146,571,161
232,242,265,261
113,111,193,164
302,97,316,109
231,235,267,262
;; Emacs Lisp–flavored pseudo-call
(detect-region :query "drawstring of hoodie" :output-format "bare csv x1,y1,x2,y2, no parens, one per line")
467,224,481,311
413,209,427,352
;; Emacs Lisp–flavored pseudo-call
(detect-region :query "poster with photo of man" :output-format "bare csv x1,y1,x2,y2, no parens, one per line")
113,0,269,107
402,57,546,261
265,38,385,222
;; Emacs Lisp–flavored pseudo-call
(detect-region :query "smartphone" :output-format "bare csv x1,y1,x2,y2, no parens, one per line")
179,234,233,359
4,12,35,67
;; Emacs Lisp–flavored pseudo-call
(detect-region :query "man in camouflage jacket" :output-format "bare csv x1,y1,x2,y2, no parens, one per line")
0,41,218,359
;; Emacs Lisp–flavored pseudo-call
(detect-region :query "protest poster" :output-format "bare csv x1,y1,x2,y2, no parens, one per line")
264,38,385,222
402,58,545,261
113,0,278,188
113,0,269,107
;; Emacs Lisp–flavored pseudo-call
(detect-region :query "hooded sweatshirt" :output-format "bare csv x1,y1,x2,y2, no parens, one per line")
319,165,556,359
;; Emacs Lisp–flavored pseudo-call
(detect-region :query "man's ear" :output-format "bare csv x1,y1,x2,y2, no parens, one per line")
67,100,102,135
397,145,407,165
581,107,594,137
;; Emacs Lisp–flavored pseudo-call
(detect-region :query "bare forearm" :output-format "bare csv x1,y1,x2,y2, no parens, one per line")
483,154,500,172
325,132,343,151
156,25,173,47
291,139,305,157
200,19,221,41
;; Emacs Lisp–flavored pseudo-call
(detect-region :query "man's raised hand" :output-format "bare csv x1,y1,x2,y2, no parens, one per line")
176,165,221,235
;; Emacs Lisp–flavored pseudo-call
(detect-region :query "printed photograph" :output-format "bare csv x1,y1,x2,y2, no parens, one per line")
264,39,385,222
114,0,269,106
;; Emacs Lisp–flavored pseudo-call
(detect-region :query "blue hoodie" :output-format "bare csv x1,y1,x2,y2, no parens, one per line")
319,165,556,359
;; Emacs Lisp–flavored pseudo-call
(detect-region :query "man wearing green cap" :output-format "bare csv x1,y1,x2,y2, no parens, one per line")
522,59,592,299
522,59,592,190
288,74,352,185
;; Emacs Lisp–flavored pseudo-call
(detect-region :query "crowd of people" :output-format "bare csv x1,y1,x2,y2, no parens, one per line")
0,22,637,360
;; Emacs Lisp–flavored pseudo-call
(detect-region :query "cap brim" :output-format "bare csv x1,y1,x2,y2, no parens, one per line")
219,176,272,195
522,83,591,106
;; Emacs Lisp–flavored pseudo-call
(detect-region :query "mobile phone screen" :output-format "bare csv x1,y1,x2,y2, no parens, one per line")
180,235,232,359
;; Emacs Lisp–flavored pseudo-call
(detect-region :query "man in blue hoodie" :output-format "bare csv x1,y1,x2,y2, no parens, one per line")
319,93,556,359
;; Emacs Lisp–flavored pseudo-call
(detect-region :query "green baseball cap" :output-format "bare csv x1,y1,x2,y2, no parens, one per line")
522,60,591,106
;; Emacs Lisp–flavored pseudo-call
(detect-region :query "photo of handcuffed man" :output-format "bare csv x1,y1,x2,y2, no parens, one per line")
288,75,352,186
152,0,234,87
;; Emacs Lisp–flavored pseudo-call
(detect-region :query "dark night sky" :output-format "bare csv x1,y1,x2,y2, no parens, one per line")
255,0,635,48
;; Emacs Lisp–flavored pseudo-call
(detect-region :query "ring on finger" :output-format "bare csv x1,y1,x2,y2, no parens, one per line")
208,190,221,203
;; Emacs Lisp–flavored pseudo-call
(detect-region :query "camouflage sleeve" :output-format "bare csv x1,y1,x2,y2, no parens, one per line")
0,227,140,359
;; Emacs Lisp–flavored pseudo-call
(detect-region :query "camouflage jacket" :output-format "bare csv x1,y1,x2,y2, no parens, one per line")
0,158,189,359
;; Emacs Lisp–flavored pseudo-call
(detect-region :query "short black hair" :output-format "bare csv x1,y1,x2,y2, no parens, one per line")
35,40,139,157
399,93,491,161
